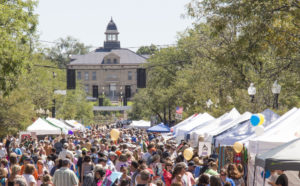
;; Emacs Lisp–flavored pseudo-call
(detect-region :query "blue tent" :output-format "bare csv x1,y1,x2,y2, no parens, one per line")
147,123,170,133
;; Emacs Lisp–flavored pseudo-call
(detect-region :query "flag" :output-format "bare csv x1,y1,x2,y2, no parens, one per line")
176,107,183,114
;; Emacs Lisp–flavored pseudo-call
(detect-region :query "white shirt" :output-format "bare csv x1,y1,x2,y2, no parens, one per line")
58,149,74,160
23,174,37,186
0,148,7,158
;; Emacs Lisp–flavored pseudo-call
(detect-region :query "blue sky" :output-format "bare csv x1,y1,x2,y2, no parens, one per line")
36,0,194,50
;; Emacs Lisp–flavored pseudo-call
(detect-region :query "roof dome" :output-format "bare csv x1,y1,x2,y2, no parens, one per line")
106,18,118,31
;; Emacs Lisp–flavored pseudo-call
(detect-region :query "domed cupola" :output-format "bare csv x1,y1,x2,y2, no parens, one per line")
104,17,120,51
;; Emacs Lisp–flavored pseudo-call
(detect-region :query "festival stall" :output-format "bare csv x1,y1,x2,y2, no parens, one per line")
246,108,300,186
26,118,63,135
146,123,170,133
171,113,200,134
253,138,300,186
46,117,72,133
64,120,86,131
214,109,279,146
173,113,203,135
176,113,215,142
189,108,241,145
128,120,151,129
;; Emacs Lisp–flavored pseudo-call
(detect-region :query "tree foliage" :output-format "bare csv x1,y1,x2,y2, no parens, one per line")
0,0,38,95
46,36,91,68
136,44,159,55
131,0,300,123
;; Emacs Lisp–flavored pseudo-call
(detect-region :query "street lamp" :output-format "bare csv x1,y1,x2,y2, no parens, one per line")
248,83,256,103
52,72,57,118
271,80,281,109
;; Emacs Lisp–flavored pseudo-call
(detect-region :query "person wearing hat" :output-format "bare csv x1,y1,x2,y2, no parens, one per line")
0,143,7,159
187,161,197,177
58,143,74,160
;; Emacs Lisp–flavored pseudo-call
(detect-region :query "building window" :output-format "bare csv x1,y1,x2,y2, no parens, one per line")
113,58,117,64
107,59,111,64
92,71,96,80
84,84,89,93
85,72,89,80
77,71,81,80
128,71,132,80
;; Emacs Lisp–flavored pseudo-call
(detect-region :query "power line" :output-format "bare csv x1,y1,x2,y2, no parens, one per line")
38,39,177,49
33,60,187,71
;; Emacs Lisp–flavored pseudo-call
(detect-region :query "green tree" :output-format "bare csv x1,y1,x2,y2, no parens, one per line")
136,44,159,55
46,36,91,68
57,87,94,125
0,0,38,95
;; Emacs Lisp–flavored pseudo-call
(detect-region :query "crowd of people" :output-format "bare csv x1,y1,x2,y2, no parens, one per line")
0,126,288,186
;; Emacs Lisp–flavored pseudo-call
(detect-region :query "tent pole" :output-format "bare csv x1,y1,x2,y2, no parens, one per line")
263,169,266,186
253,165,257,186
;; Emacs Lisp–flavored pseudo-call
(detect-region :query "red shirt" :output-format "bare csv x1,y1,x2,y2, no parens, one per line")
163,169,172,186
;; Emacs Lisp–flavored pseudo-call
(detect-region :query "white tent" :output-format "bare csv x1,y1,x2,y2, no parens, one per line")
175,113,215,142
27,118,62,135
189,108,241,145
244,108,299,186
248,107,299,154
46,117,71,133
215,109,279,146
173,113,202,135
65,120,86,131
128,120,151,129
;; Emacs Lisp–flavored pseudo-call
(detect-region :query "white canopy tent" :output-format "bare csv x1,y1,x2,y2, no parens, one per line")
46,117,71,133
173,113,202,135
248,107,299,154
215,109,279,146
189,108,241,145
175,113,215,142
128,120,151,129
64,120,86,131
27,118,62,135
246,108,300,186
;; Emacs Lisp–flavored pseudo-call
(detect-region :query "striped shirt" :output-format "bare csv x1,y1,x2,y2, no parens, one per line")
53,167,79,186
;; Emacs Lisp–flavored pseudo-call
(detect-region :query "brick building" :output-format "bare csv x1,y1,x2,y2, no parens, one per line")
67,18,147,101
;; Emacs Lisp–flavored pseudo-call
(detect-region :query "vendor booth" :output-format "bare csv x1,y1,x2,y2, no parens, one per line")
27,118,63,135
146,123,170,133
176,113,215,142
128,120,151,129
253,138,300,186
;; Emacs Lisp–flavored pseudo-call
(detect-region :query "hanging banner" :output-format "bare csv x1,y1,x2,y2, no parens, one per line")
198,142,211,157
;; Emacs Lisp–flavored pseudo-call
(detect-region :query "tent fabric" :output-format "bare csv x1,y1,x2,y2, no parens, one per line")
215,109,279,146
190,108,241,144
27,118,62,135
245,108,299,186
65,120,86,131
255,138,300,170
128,120,151,129
174,113,203,135
46,118,71,134
147,123,170,133
248,107,299,154
172,113,200,134
176,113,215,141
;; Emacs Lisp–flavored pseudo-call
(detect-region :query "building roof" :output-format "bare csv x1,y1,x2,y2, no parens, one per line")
69,48,147,65
106,18,118,31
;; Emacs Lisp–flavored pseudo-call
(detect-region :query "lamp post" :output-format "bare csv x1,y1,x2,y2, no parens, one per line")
248,83,256,103
120,86,123,106
52,72,56,118
272,80,281,109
